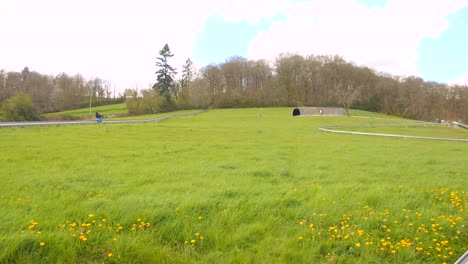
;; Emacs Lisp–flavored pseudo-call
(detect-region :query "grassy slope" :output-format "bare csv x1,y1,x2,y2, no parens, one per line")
45,103,128,117
107,110,201,120
0,108,466,263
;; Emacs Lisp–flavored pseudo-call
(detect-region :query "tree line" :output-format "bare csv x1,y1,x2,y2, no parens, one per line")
177,53,467,123
0,68,122,120
2,44,467,123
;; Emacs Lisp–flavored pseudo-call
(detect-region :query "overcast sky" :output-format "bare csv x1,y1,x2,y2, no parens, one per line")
1,0,468,92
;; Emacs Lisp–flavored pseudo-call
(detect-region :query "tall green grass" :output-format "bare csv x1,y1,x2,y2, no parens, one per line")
0,108,466,263
45,103,128,117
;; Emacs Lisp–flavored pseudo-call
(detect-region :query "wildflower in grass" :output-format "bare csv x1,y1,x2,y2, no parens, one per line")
88,214,94,218
39,242,45,246
298,236,303,240
355,243,361,248
102,218,106,222
391,250,396,254
299,221,304,225
195,232,200,236
358,230,364,236
198,216,203,220
416,247,423,251
108,253,113,257
200,236,204,240
191,239,196,244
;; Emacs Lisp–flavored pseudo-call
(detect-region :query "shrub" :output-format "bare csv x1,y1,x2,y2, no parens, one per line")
0,93,41,121
126,89,164,115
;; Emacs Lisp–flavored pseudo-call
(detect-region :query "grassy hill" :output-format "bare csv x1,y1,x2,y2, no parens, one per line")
0,108,466,263
45,103,128,118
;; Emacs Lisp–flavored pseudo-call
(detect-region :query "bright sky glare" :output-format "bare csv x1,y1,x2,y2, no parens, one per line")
1,0,468,92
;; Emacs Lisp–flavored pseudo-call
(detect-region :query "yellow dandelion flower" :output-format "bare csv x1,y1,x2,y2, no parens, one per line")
191,239,196,244
416,247,423,251
88,214,94,218
298,236,303,240
355,243,361,248
391,250,396,254
299,221,304,225
200,236,204,240
198,216,203,220
107,253,113,257
39,242,45,246
195,232,200,236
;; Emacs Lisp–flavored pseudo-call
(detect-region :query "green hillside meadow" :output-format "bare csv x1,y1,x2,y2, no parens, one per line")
0,108,466,263
45,103,128,117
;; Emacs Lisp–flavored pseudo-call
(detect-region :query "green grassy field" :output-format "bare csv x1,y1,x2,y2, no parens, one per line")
107,110,201,121
45,103,128,117
0,108,466,263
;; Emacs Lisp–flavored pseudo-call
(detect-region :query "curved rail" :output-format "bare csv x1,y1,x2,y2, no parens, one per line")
455,250,468,264
319,123,468,142
0,110,208,128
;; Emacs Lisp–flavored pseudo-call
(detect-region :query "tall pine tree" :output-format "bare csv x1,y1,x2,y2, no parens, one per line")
180,58,194,88
153,44,176,103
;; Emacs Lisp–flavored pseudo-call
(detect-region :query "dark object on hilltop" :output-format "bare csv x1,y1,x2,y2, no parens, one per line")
95,112,103,122
292,107,346,116
293,108,300,116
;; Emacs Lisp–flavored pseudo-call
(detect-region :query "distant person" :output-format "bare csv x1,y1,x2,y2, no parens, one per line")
96,112,103,122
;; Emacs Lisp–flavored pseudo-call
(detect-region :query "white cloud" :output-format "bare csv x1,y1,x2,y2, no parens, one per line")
0,0,217,91
448,73,468,86
248,0,468,77
2,0,468,91
214,0,285,24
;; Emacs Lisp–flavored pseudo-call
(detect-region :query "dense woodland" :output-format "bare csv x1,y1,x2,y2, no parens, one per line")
1,53,467,123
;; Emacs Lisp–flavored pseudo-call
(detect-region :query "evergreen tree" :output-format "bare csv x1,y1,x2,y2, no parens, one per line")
153,44,176,102
181,58,194,88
